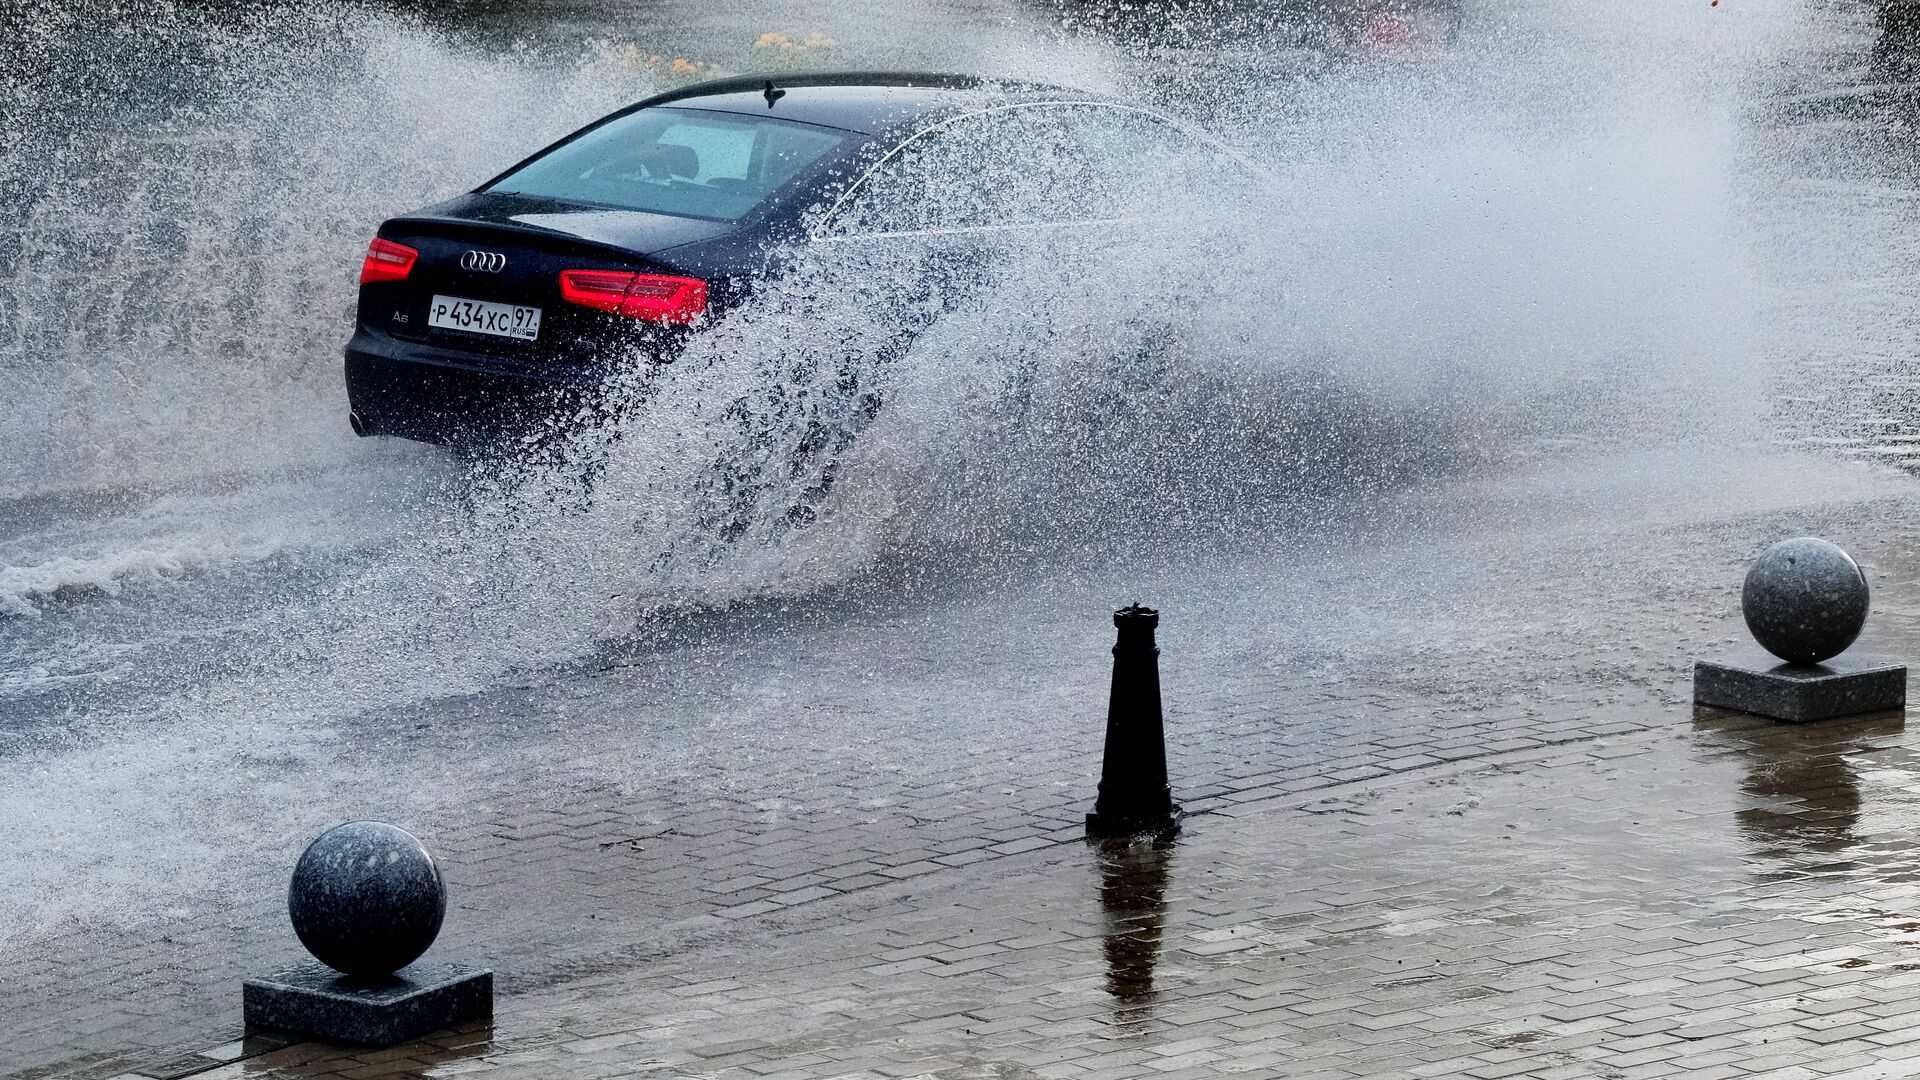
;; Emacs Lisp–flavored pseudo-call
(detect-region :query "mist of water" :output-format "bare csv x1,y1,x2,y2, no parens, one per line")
0,0,1860,942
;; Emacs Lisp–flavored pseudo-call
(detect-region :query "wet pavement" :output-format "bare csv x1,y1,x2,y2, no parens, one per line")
13,450,1920,1079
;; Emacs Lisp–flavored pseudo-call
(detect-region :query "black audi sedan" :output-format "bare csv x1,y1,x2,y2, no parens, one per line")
343,72,1237,443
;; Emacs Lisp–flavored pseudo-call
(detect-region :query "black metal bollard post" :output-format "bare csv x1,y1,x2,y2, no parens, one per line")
1087,603,1182,838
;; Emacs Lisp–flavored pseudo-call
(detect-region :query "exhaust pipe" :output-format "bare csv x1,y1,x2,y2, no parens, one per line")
349,411,372,437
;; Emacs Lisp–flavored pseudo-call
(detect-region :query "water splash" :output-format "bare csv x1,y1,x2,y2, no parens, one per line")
0,0,1857,944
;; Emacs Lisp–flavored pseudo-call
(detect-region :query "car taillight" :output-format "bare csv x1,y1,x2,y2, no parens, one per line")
558,270,708,325
360,237,418,284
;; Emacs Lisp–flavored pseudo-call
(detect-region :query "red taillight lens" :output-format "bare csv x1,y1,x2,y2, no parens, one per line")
360,237,418,284
558,270,708,325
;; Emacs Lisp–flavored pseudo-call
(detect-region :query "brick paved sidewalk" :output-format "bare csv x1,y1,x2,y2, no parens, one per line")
102,710,1920,1080
12,451,1920,1080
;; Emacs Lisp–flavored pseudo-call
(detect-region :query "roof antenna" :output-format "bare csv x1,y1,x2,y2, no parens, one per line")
763,79,786,108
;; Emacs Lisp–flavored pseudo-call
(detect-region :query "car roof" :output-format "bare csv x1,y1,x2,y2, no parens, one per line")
635,72,1109,136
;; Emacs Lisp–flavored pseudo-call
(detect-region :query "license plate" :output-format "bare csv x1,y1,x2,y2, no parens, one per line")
428,295,541,341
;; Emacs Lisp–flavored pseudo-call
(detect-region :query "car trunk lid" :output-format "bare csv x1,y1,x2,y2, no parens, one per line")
366,193,734,365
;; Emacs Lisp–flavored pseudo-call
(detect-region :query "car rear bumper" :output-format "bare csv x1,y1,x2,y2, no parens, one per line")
343,330,602,445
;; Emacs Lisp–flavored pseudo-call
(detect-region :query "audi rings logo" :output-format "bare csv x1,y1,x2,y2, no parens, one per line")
460,250,507,273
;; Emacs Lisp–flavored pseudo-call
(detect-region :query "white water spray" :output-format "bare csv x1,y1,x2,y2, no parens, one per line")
0,0,1869,946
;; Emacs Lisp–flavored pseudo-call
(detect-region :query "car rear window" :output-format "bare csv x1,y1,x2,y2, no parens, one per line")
484,107,846,222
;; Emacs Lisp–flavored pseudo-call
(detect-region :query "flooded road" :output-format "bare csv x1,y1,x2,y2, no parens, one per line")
1758,10,1920,462
7,3,1920,1062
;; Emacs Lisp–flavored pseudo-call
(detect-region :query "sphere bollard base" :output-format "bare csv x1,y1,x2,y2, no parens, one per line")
244,961,491,1047
1695,653,1907,723
1086,803,1184,839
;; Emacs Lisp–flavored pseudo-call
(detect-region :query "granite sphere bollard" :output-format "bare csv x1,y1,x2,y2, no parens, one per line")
1694,536,1905,724
288,821,446,978
246,821,488,1046
1742,537,1870,666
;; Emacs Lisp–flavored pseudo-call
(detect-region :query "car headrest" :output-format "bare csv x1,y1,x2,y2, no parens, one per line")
642,143,700,180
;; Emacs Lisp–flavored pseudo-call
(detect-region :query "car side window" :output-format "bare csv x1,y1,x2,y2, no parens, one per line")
1055,105,1214,192
823,106,1102,236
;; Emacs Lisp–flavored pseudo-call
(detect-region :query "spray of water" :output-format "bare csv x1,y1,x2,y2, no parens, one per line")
0,0,1850,942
